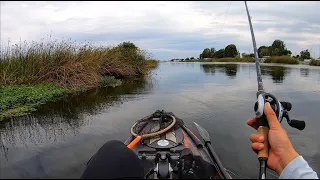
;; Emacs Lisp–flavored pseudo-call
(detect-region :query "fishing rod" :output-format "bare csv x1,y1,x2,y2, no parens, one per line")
244,1,306,179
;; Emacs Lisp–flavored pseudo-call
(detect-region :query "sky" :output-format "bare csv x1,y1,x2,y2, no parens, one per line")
1,1,320,60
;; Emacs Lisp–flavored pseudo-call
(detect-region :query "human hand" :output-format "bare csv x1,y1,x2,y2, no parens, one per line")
247,102,299,175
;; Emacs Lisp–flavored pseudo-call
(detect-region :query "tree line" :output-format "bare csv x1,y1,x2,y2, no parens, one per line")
170,39,313,62
199,39,312,60
199,44,239,59
257,40,292,57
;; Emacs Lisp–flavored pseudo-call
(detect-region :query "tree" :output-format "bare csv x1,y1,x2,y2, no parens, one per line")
242,53,249,58
210,48,216,58
258,46,267,58
282,49,292,56
200,47,216,59
272,40,285,52
224,44,238,58
190,57,194,60
258,46,271,57
118,41,138,50
300,49,310,60
271,40,292,56
213,49,225,58
241,53,254,58
270,47,280,56
186,57,190,61
200,48,211,59
236,51,241,58
259,40,292,57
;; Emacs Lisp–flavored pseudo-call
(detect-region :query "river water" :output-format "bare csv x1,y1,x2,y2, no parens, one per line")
1,62,320,179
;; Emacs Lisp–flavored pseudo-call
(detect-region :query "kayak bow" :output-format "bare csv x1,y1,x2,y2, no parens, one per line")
124,110,233,179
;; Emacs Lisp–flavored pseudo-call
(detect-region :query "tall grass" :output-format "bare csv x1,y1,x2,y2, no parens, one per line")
264,56,299,64
310,59,320,66
146,59,159,69
0,40,157,88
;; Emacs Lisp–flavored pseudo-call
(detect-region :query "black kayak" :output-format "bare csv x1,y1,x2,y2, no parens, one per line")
124,110,233,179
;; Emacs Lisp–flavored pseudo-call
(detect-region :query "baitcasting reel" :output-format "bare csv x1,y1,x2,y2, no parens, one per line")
254,92,306,131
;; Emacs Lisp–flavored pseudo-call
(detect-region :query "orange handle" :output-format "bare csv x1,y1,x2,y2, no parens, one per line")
127,136,142,149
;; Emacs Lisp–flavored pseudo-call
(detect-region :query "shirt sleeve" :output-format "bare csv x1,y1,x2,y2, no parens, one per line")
279,155,318,179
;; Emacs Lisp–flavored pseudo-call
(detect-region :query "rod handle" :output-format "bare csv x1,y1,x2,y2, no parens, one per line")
257,126,269,159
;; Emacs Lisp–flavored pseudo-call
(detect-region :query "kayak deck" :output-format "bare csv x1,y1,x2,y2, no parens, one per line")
124,110,232,179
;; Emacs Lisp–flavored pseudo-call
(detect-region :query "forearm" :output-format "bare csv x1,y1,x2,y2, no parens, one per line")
279,156,318,179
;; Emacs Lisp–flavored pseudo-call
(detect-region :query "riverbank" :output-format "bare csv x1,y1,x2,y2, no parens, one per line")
186,57,255,63
0,83,69,119
0,40,158,120
310,59,320,66
0,77,122,120
264,56,299,64
178,56,300,64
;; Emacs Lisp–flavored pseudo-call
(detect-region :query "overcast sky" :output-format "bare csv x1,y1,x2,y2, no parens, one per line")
1,1,319,60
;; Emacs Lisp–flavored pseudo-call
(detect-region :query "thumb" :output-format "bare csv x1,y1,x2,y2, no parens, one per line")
264,102,281,129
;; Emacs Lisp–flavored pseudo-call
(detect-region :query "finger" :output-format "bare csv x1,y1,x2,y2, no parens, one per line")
250,134,264,143
264,102,282,130
247,117,259,130
251,142,264,152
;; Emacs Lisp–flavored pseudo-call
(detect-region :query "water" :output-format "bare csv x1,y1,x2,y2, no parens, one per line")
1,62,320,179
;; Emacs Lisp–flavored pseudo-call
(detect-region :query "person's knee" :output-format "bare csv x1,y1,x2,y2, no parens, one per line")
101,140,124,148
81,140,144,179
98,140,126,154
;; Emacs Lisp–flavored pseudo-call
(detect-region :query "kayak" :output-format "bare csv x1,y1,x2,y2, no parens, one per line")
124,110,233,179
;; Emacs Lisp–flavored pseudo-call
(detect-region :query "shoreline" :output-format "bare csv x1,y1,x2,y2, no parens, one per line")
170,57,320,66
0,73,158,121
0,40,159,120
0,76,123,120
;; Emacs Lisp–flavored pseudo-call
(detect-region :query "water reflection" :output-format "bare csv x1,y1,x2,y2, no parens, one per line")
260,66,290,84
200,64,298,84
0,78,154,151
201,64,238,78
1,63,320,179
300,68,310,77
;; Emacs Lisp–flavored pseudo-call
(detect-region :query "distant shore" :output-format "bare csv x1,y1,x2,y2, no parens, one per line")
169,56,320,66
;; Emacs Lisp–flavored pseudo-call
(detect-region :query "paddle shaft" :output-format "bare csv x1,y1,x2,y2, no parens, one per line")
205,142,231,179
182,125,203,148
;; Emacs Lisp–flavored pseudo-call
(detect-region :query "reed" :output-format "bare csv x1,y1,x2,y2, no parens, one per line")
310,59,320,66
0,40,158,88
264,56,299,64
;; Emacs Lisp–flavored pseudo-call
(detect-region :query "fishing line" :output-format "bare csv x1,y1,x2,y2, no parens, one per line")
216,1,232,39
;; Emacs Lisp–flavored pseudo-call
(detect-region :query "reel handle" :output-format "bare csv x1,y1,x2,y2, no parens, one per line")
280,102,292,111
288,119,306,131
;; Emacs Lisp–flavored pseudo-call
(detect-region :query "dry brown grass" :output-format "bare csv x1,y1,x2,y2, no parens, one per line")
0,40,157,88
264,56,299,64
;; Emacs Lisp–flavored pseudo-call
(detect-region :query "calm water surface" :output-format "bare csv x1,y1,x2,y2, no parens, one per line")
1,62,320,179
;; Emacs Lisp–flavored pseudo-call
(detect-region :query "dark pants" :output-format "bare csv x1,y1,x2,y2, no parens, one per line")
80,140,145,179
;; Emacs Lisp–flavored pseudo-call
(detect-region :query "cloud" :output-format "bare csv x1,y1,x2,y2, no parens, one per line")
1,1,320,60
